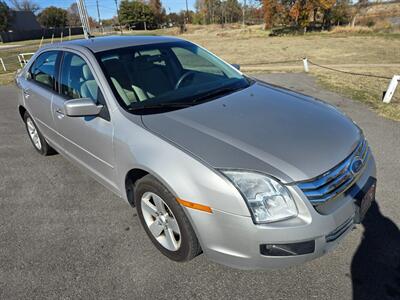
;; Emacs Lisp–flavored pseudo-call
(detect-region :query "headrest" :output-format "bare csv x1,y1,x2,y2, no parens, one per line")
102,58,124,75
82,64,93,81
133,55,165,70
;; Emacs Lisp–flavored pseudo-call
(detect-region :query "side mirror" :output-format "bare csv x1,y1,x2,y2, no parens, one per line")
63,98,103,117
231,64,240,71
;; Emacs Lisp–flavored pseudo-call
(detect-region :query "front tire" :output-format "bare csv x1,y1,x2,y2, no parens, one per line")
24,112,55,156
134,175,201,262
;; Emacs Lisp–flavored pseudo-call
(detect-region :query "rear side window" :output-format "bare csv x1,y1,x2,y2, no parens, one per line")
60,52,100,103
30,51,59,90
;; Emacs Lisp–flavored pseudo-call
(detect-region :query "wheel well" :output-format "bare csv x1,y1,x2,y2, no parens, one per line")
18,106,26,121
125,169,149,207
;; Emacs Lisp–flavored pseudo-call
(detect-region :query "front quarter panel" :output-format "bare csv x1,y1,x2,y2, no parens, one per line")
112,111,251,218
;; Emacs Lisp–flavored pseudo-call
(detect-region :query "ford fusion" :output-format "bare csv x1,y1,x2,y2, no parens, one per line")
15,36,376,269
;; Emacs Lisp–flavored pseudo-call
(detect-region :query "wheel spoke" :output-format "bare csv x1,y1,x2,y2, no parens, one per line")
152,194,166,214
27,121,34,131
166,216,180,234
148,220,164,238
164,227,178,250
140,191,181,251
141,198,158,218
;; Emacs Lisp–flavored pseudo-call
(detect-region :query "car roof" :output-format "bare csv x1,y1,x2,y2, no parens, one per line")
46,35,184,53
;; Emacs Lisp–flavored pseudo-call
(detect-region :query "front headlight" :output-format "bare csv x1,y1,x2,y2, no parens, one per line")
222,170,298,224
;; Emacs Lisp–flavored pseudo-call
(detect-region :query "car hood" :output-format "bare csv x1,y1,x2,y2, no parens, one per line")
141,82,361,183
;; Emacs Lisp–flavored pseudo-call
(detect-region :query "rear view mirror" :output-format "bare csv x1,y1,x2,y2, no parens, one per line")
231,64,240,71
63,98,103,117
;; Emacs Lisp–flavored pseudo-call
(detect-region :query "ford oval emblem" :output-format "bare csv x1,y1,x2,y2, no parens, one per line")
350,157,363,174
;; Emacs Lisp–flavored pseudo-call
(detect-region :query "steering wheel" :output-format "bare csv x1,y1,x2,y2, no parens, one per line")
175,71,195,90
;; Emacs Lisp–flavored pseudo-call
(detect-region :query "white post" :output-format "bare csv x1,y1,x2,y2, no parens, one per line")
17,53,35,67
21,54,25,65
17,54,23,67
0,58,6,71
60,31,63,42
69,27,71,40
39,36,44,48
383,75,400,104
51,33,54,44
303,57,309,73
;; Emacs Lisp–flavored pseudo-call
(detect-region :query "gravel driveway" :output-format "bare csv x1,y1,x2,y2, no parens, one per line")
0,73,399,300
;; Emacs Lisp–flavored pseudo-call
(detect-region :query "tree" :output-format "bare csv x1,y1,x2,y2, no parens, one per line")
148,0,166,26
38,6,68,28
166,12,182,25
261,0,338,30
0,1,10,31
224,0,242,23
331,0,352,26
119,0,155,29
9,0,39,13
263,0,286,29
195,0,243,25
67,3,81,27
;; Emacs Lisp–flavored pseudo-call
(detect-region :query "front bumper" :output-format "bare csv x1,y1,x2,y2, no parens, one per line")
185,154,376,270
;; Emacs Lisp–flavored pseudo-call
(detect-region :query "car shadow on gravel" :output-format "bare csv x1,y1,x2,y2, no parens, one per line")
351,200,400,300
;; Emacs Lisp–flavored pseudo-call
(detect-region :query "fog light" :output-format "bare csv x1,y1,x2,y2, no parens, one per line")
260,240,315,256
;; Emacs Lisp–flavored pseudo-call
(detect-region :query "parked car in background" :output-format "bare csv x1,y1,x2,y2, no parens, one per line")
15,36,376,269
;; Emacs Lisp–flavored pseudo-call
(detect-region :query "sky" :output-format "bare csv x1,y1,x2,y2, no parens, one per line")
5,0,196,20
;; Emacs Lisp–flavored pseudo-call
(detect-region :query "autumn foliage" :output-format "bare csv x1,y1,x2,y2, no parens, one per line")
262,0,351,30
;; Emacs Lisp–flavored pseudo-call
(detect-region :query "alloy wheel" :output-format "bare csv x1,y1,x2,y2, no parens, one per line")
26,117,42,150
141,191,181,251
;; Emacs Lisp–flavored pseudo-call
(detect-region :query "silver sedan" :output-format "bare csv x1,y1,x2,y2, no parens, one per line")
15,36,376,269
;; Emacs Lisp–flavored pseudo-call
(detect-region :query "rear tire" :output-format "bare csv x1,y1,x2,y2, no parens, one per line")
134,174,201,262
24,112,55,156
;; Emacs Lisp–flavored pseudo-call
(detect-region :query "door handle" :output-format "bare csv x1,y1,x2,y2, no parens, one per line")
23,88,30,98
55,108,65,119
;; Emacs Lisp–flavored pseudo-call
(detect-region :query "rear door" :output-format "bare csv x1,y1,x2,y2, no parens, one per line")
22,51,61,143
51,51,117,193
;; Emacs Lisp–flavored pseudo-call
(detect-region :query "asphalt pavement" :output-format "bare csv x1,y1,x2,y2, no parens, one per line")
0,73,399,300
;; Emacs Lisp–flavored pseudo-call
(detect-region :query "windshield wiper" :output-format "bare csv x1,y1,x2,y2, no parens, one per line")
190,85,243,104
128,85,245,112
128,102,191,111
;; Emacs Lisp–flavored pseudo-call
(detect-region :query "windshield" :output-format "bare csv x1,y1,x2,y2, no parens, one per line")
95,41,252,114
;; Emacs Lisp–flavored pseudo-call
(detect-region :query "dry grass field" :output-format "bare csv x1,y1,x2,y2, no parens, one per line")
1,24,399,120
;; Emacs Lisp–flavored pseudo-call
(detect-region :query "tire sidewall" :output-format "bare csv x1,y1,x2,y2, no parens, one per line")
135,176,196,262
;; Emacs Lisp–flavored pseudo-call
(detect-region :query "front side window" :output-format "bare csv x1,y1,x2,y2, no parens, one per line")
60,52,100,102
96,41,252,114
30,51,59,90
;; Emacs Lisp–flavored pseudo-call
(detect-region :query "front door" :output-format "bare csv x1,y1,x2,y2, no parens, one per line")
51,51,117,193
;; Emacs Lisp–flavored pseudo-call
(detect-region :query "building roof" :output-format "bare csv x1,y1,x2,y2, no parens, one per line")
8,11,41,31
59,35,184,53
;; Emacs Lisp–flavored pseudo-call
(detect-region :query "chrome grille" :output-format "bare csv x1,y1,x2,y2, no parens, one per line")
298,138,369,205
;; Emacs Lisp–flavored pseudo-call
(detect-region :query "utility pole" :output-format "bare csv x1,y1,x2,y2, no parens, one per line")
76,0,91,39
96,0,103,33
242,0,246,27
114,0,123,34
185,0,189,25
142,4,147,30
